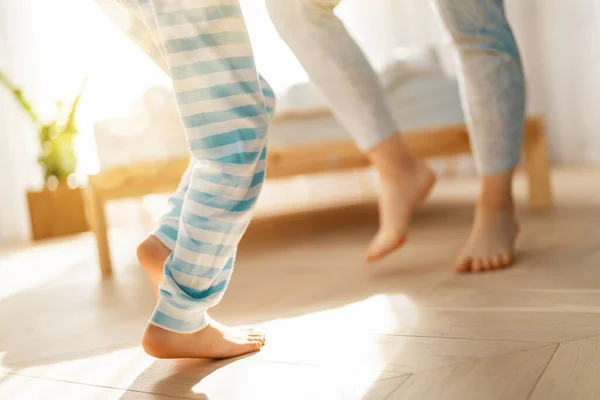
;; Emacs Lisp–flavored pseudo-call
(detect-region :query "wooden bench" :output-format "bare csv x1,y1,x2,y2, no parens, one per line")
86,116,551,276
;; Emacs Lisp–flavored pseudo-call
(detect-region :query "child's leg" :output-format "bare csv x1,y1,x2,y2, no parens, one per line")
140,76,276,294
431,0,524,272
266,0,435,263
123,0,273,358
137,159,193,295
103,1,275,295
149,77,275,255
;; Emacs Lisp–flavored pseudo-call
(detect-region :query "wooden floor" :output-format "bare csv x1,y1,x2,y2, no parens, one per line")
1,168,600,400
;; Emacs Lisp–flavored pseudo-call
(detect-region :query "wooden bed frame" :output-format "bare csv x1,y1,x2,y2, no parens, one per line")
86,116,551,276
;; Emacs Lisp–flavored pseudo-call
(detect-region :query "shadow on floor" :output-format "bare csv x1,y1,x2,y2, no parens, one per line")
119,356,251,400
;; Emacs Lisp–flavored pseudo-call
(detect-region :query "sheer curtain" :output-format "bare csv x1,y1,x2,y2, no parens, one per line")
0,0,39,242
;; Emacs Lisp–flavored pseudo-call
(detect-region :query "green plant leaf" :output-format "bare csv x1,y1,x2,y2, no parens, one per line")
1,71,87,186
63,77,88,135
0,70,42,126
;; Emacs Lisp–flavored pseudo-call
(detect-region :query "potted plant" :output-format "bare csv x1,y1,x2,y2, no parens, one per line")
0,72,90,240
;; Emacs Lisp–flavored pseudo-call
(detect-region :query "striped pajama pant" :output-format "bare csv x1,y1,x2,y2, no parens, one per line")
108,0,275,333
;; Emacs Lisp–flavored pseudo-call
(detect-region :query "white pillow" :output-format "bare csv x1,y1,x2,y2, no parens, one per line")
277,45,444,116
379,45,443,90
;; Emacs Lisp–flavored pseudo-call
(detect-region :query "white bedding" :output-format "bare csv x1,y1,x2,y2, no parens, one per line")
269,74,464,148
94,46,465,168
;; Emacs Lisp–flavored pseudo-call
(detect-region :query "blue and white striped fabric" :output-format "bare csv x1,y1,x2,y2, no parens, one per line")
112,0,275,333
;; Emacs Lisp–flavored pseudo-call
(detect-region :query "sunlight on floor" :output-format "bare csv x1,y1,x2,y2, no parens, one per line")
182,294,421,399
191,361,344,399
260,294,419,336
0,237,91,300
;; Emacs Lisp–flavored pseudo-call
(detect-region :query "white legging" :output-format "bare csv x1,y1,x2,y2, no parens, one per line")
266,0,526,174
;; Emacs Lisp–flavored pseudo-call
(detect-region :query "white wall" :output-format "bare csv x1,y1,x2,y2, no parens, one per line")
511,0,600,164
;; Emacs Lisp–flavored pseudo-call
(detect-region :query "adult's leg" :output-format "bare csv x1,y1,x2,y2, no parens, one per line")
431,0,525,272
120,0,272,358
266,0,435,262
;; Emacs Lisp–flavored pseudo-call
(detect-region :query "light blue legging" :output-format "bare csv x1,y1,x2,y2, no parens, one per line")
112,0,275,333
266,0,526,174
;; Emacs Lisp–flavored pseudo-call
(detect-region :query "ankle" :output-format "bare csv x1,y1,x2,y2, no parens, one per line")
477,196,514,213
477,172,515,211
137,236,170,270
371,152,422,183
367,134,420,181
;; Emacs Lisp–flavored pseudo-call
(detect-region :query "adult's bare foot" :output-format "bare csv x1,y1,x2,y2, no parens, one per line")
142,320,265,359
364,134,436,263
365,160,436,262
455,206,519,272
455,172,519,272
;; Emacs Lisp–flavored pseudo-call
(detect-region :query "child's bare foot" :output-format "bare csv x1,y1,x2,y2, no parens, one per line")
138,236,266,358
136,235,171,296
365,160,436,262
142,320,265,359
455,172,519,272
